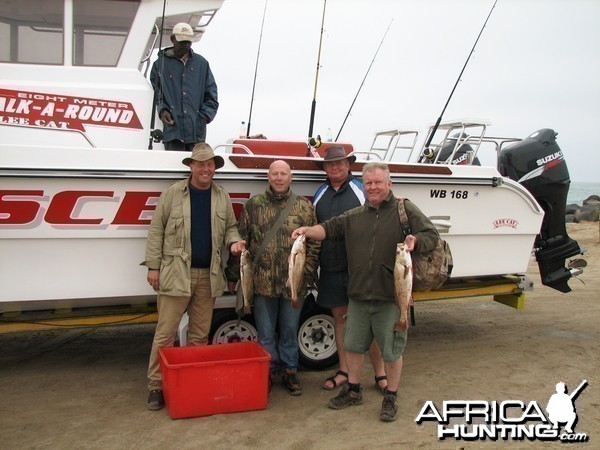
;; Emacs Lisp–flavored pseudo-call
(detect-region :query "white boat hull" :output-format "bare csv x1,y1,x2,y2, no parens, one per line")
0,146,544,311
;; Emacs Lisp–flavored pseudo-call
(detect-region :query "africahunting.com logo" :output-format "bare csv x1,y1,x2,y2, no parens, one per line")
415,380,589,443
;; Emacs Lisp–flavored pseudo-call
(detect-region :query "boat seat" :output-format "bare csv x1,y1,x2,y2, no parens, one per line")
231,139,353,158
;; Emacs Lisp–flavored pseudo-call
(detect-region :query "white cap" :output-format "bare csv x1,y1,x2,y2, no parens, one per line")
172,23,198,42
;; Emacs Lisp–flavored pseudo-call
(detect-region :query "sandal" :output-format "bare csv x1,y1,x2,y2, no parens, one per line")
374,375,388,394
322,370,348,391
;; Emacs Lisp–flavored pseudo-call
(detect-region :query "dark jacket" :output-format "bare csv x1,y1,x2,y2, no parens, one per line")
322,194,439,302
313,174,364,271
150,48,218,144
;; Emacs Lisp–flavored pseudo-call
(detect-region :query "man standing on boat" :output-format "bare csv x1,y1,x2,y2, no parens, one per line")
143,143,245,411
150,22,219,150
230,160,320,396
292,162,439,422
312,147,388,394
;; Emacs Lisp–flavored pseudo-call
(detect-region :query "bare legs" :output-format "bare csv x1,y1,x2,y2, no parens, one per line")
323,304,387,390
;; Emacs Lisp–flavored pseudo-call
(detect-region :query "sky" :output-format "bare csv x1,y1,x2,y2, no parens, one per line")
195,0,600,182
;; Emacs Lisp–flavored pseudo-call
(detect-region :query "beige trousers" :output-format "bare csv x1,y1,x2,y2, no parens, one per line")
147,268,215,390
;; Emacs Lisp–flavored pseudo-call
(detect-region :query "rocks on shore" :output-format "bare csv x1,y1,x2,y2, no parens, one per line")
566,195,600,223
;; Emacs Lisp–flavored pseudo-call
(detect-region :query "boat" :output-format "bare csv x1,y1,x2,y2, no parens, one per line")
0,0,585,368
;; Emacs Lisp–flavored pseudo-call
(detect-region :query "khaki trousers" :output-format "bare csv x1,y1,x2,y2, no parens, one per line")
147,268,214,390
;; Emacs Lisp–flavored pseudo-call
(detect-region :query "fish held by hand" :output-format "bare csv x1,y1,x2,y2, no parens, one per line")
287,234,306,309
240,250,253,315
394,242,413,331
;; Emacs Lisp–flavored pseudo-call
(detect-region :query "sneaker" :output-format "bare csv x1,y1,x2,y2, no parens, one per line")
146,389,164,411
282,369,302,396
380,393,398,422
328,384,363,410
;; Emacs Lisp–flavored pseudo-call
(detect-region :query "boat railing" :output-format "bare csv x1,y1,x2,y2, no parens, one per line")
366,129,420,162
412,121,489,164
215,143,254,155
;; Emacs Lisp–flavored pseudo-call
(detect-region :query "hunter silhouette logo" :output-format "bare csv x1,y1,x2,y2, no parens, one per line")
415,379,589,442
546,380,587,435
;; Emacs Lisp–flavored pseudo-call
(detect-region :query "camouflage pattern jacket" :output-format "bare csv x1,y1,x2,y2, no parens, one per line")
230,188,320,299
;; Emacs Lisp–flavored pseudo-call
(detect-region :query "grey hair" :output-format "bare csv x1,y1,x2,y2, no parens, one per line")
362,162,391,181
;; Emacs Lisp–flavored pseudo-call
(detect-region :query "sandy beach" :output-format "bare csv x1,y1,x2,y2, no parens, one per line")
1,222,598,449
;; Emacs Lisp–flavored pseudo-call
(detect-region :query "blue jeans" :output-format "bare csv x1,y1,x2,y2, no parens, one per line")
253,295,303,372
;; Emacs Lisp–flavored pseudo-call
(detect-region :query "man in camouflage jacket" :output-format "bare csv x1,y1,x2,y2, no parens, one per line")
231,160,319,396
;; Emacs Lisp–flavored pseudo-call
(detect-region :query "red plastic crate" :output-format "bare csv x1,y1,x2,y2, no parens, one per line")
158,341,271,419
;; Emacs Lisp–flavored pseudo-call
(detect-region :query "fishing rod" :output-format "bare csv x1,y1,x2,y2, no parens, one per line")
422,0,498,158
335,19,393,142
148,0,168,149
246,0,269,138
307,0,327,140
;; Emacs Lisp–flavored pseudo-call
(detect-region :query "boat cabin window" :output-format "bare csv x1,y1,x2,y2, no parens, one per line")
0,0,64,64
73,0,139,66
0,0,139,66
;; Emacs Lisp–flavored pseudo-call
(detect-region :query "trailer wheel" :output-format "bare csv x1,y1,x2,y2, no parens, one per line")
297,294,338,370
210,310,258,345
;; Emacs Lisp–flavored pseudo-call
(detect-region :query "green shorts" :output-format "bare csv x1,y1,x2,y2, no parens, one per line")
344,299,407,362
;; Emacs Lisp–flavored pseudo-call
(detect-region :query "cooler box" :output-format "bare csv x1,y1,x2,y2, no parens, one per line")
158,341,271,419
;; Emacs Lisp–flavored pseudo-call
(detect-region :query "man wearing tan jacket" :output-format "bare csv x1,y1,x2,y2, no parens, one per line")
143,143,245,410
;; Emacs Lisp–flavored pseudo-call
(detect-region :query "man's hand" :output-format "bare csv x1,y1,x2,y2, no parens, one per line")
148,269,160,291
160,110,174,126
292,227,306,239
404,234,417,252
230,240,246,256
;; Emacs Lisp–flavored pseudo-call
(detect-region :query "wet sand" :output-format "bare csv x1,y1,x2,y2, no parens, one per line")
1,222,598,449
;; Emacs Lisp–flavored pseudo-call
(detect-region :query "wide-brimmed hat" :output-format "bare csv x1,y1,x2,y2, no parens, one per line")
182,143,225,169
172,22,200,43
314,146,356,169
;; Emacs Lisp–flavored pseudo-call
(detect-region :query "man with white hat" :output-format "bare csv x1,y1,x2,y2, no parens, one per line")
143,143,245,410
150,22,218,150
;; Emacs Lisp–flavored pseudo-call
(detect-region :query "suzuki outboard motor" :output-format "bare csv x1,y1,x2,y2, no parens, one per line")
500,129,585,293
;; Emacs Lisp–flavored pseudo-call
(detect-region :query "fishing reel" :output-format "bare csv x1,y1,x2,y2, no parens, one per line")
150,129,164,143
419,147,436,163
306,134,322,157
308,134,322,148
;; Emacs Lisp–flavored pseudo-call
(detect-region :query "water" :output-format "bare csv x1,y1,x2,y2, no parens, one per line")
567,181,600,206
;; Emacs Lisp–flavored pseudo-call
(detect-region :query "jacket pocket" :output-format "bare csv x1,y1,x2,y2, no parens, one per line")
164,215,183,249
160,255,189,295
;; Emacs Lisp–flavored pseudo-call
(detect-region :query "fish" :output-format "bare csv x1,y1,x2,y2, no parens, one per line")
394,242,413,331
287,234,306,309
240,249,253,315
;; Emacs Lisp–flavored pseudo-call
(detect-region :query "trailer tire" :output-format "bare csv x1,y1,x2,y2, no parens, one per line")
210,310,258,345
298,293,338,371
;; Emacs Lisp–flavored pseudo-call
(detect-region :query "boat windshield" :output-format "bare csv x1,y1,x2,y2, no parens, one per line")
0,0,139,67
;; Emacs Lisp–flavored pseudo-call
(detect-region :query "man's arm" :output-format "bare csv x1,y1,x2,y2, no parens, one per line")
200,64,219,123
150,59,171,120
142,189,171,290
405,199,439,254
291,224,326,241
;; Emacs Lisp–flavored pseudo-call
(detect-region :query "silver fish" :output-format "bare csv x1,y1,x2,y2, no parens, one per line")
394,242,413,331
287,234,306,309
240,250,253,315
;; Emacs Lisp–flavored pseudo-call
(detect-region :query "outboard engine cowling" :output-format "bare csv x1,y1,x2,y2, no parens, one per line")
437,133,481,165
500,129,584,293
